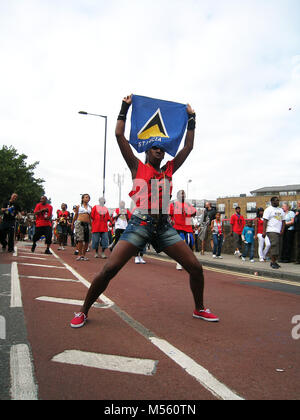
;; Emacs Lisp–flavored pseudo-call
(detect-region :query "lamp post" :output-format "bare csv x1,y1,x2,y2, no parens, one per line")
113,173,124,204
78,111,107,198
187,179,192,199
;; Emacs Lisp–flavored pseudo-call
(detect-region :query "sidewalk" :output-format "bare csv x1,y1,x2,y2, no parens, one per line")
148,249,300,283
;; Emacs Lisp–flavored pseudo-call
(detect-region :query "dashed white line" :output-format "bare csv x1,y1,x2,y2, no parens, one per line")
20,275,78,283
18,263,66,269
52,350,157,376
35,296,112,308
10,344,38,400
10,262,22,308
0,315,6,340
18,255,47,261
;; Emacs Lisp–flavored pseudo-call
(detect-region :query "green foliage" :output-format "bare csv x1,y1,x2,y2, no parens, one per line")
0,145,45,211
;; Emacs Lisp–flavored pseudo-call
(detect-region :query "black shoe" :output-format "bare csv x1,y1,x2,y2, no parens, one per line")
270,262,280,269
45,248,51,255
31,243,36,253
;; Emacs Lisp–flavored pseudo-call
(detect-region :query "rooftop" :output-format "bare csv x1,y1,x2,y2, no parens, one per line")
250,184,300,194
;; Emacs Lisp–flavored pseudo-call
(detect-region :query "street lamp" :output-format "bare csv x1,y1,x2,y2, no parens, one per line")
187,179,192,199
78,110,107,198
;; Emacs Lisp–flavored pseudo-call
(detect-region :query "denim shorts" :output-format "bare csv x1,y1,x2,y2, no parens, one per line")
120,211,183,253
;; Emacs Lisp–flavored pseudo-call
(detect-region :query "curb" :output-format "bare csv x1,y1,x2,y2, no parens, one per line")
146,251,300,283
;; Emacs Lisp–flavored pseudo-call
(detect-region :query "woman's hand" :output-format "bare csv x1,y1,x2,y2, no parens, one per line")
186,103,195,115
123,94,133,105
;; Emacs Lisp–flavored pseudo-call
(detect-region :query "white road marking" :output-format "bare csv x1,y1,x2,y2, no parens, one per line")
10,344,38,400
35,296,112,308
52,350,157,376
18,255,47,261
0,315,6,340
18,251,48,257
18,263,66,269
20,275,78,283
149,337,243,400
10,262,22,308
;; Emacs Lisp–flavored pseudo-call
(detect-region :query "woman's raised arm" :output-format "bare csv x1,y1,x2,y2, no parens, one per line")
172,104,196,174
115,95,139,178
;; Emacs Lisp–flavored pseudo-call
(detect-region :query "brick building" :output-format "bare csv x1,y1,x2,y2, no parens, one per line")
216,184,300,220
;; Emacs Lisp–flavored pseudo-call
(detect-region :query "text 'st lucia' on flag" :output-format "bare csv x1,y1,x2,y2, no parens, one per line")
129,95,188,157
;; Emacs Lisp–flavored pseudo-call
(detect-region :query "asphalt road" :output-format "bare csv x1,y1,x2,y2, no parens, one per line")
1,242,299,401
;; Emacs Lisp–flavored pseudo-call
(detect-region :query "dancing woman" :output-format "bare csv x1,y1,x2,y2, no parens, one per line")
70,95,219,328
72,194,92,261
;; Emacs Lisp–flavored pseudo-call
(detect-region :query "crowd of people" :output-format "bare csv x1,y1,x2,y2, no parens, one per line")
1,192,300,271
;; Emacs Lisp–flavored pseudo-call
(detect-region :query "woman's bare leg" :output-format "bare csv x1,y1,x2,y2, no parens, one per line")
80,241,138,315
163,241,204,310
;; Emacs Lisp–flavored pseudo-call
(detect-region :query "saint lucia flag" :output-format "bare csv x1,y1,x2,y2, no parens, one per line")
129,95,188,157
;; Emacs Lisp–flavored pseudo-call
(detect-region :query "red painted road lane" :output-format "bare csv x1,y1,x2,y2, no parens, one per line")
7,244,300,400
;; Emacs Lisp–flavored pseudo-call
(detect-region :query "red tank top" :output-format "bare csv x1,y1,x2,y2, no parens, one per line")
257,217,264,234
129,160,174,213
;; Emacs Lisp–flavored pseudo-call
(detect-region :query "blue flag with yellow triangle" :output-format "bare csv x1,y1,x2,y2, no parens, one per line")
129,95,188,157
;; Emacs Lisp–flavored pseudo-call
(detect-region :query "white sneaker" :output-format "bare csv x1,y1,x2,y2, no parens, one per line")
259,258,264,262
135,256,140,264
139,256,146,264
241,257,246,262
176,263,183,270
94,253,99,258
250,259,255,263
212,254,217,258
217,256,223,259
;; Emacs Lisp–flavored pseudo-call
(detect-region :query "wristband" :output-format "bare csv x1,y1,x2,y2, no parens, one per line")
187,113,196,131
117,101,130,121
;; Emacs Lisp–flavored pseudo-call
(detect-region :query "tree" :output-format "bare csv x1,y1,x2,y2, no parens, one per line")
0,145,45,211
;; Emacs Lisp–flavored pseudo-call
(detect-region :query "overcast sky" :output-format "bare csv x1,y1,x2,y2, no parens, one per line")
1,0,299,212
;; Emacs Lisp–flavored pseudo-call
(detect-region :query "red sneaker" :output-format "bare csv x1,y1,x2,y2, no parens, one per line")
70,312,87,328
193,308,219,322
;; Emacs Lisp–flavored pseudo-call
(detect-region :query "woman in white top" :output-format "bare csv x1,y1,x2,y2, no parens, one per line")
210,212,225,258
72,194,92,261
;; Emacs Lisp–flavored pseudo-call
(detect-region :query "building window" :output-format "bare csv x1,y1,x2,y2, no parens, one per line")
288,191,297,196
233,203,239,209
279,192,287,196
247,213,256,219
247,202,256,212
289,201,297,210
217,204,225,213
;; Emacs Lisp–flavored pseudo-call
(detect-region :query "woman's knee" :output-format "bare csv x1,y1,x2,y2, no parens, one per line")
184,259,203,276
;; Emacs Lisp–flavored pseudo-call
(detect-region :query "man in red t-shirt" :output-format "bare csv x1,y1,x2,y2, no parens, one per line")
31,195,53,254
91,198,111,259
230,206,245,256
